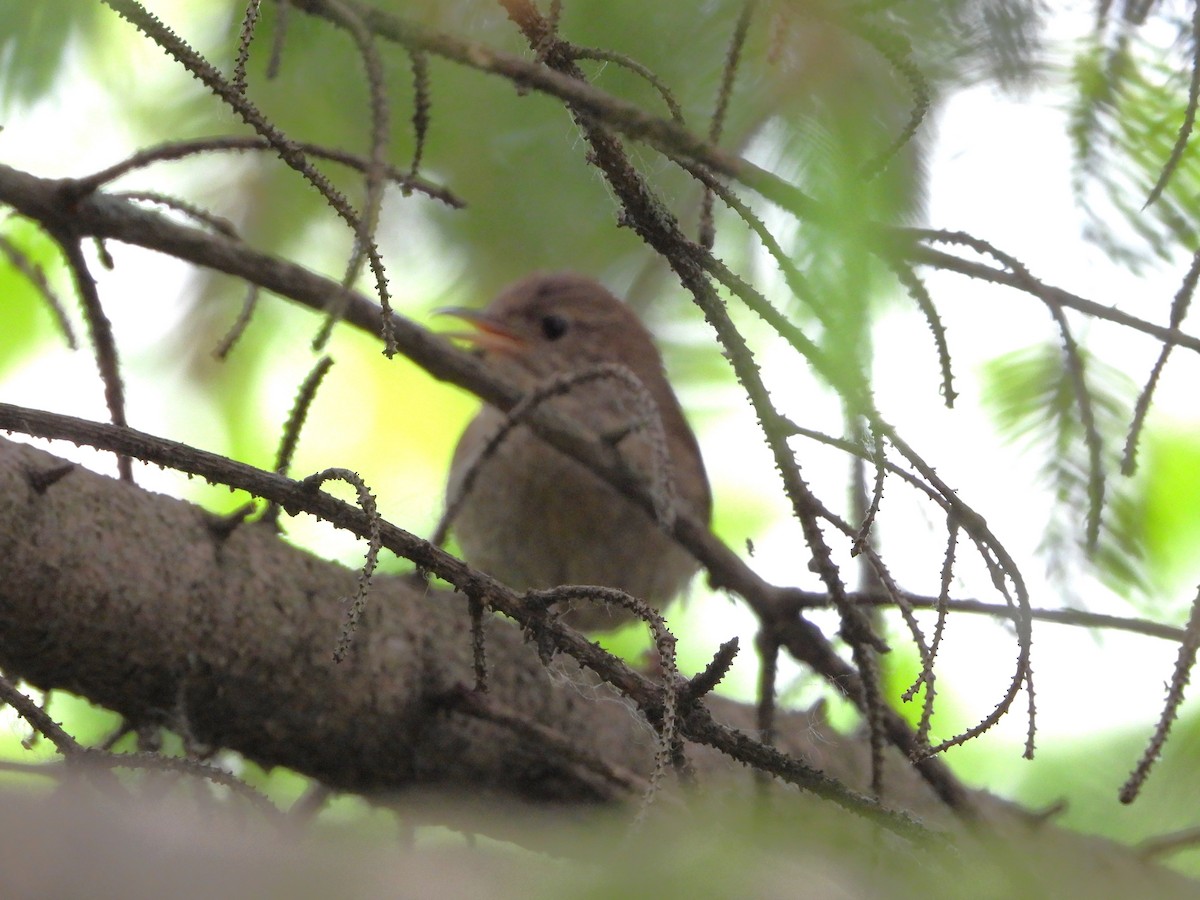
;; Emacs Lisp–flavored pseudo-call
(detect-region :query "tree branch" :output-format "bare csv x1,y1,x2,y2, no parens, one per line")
0,162,971,806
0,433,944,837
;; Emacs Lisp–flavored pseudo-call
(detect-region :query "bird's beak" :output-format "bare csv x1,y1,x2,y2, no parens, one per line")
435,307,525,354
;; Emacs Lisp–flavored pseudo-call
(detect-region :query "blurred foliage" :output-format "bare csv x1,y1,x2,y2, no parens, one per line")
1069,17,1200,270
7,0,1200,883
0,0,1053,460
3,776,1199,897
0,219,68,377
0,1,101,108
0,0,1048,293
0,0,1055,537
881,637,970,734
981,342,1151,603
1011,703,1200,880
1143,425,1200,605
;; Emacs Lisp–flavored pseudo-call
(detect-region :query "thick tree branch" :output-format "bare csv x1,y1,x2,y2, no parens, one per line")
0,434,948,836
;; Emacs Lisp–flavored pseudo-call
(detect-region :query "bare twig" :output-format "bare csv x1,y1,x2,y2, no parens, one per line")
1120,585,1200,803
301,467,383,663
1123,246,1200,474
1143,1,1200,208
0,233,77,348
54,236,132,481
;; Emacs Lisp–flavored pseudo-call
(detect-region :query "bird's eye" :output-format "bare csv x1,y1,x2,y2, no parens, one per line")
540,314,569,341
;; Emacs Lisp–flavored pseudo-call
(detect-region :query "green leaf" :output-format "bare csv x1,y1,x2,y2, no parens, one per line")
1068,27,1200,268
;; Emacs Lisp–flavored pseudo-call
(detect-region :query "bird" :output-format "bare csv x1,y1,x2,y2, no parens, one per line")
441,272,711,631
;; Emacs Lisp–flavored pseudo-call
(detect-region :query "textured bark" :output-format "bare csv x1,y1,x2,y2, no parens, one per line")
4,438,1200,894
0,435,960,815
0,437,649,801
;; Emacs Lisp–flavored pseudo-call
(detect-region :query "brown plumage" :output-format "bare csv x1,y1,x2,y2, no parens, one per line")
443,272,710,630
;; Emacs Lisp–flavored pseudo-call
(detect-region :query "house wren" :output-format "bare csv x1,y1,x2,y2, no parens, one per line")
442,272,711,630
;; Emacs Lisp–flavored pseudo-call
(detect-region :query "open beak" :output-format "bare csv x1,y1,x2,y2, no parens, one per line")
435,307,525,354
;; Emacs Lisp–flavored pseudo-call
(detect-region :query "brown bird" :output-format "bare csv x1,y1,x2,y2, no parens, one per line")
442,272,711,630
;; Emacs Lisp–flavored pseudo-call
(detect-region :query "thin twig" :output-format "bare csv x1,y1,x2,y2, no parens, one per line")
0,233,77,348
699,0,756,248
233,0,263,94
55,236,132,481
299,466,383,663
1119,584,1200,803
77,136,461,207
263,355,335,528
1143,1,1200,208
1123,245,1200,474
98,0,394,347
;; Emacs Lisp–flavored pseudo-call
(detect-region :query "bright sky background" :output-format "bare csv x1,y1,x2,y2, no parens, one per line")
681,73,1198,760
